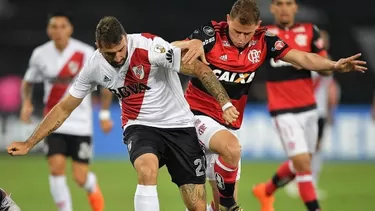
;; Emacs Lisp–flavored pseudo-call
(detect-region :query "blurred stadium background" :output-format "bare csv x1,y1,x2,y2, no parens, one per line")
0,0,374,210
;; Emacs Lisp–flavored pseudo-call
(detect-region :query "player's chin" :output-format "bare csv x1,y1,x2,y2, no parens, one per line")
110,61,125,68
235,43,246,48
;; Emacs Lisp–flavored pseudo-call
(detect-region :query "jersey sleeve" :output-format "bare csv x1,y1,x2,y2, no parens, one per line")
23,49,44,83
69,61,98,99
187,22,216,53
311,25,328,56
149,36,182,72
264,31,292,60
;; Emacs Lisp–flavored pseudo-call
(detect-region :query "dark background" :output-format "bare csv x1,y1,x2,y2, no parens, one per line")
0,0,374,106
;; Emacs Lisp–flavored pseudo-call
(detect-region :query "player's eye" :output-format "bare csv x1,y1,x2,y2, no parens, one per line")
102,52,115,60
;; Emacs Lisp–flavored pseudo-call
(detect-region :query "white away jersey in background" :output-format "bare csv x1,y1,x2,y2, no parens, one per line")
312,72,332,117
69,33,195,129
24,38,95,136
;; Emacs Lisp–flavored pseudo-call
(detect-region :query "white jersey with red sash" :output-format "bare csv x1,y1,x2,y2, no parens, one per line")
24,38,95,136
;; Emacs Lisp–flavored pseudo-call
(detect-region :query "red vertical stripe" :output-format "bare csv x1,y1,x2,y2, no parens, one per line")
121,48,151,126
44,51,84,115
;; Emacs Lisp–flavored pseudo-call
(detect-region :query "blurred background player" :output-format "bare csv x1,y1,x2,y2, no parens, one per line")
0,189,20,211
283,29,341,199
20,11,113,211
252,0,334,211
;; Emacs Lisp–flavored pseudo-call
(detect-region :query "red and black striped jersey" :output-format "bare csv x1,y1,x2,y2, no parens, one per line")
264,23,328,116
185,20,291,129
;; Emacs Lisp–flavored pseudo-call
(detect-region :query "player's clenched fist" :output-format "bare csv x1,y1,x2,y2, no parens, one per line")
222,106,239,125
7,142,32,156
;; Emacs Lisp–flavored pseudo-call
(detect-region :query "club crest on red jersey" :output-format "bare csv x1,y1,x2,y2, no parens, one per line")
247,49,261,64
68,61,80,75
274,40,285,51
132,65,145,80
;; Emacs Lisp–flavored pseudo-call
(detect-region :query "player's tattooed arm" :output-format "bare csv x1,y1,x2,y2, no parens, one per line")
179,58,230,107
179,184,206,210
24,94,83,148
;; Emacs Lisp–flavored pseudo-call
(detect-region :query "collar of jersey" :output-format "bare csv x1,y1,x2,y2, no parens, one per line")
276,23,297,30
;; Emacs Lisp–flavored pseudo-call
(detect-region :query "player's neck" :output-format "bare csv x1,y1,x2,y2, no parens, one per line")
54,42,69,52
276,21,295,29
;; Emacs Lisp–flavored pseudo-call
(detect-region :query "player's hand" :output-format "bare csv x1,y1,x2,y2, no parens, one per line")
7,142,32,156
333,53,367,73
100,119,113,134
20,102,34,123
222,106,240,125
181,39,209,65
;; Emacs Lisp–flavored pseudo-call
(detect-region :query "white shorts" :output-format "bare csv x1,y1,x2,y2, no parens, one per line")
194,115,241,181
272,109,319,157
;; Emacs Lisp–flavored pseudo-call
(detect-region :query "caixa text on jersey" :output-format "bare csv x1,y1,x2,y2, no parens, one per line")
109,83,151,99
213,69,255,84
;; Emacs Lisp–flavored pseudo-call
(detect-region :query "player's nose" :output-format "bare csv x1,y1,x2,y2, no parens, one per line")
114,55,122,62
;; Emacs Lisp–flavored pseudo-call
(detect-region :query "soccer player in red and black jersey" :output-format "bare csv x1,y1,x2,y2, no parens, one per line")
174,0,366,210
251,0,350,211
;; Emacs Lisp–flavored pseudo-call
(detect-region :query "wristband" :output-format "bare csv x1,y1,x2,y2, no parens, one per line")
222,102,233,111
99,110,111,120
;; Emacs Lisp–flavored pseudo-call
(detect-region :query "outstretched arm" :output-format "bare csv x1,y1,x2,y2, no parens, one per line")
282,50,367,73
25,94,83,148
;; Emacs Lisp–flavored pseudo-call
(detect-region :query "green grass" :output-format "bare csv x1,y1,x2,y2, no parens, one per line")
1,154,374,211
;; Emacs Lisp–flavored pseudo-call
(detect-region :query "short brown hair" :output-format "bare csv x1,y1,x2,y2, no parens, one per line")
229,0,260,25
96,16,126,47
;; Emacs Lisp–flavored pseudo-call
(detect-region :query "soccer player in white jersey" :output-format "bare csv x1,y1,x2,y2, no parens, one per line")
19,12,111,211
7,16,239,211
0,189,20,211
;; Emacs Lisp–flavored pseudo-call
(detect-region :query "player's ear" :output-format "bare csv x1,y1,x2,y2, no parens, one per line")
226,14,231,23
68,24,74,37
46,26,51,40
257,20,262,27
294,2,299,13
270,2,276,15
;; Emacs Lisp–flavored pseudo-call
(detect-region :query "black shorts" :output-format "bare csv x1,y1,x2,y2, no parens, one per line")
123,125,206,187
317,117,327,142
44,133,92,164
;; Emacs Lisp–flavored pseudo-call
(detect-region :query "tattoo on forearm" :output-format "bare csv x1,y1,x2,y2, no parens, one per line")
180,59,230,106
199,71,230,106
48,120,62,135
180,184,206,210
